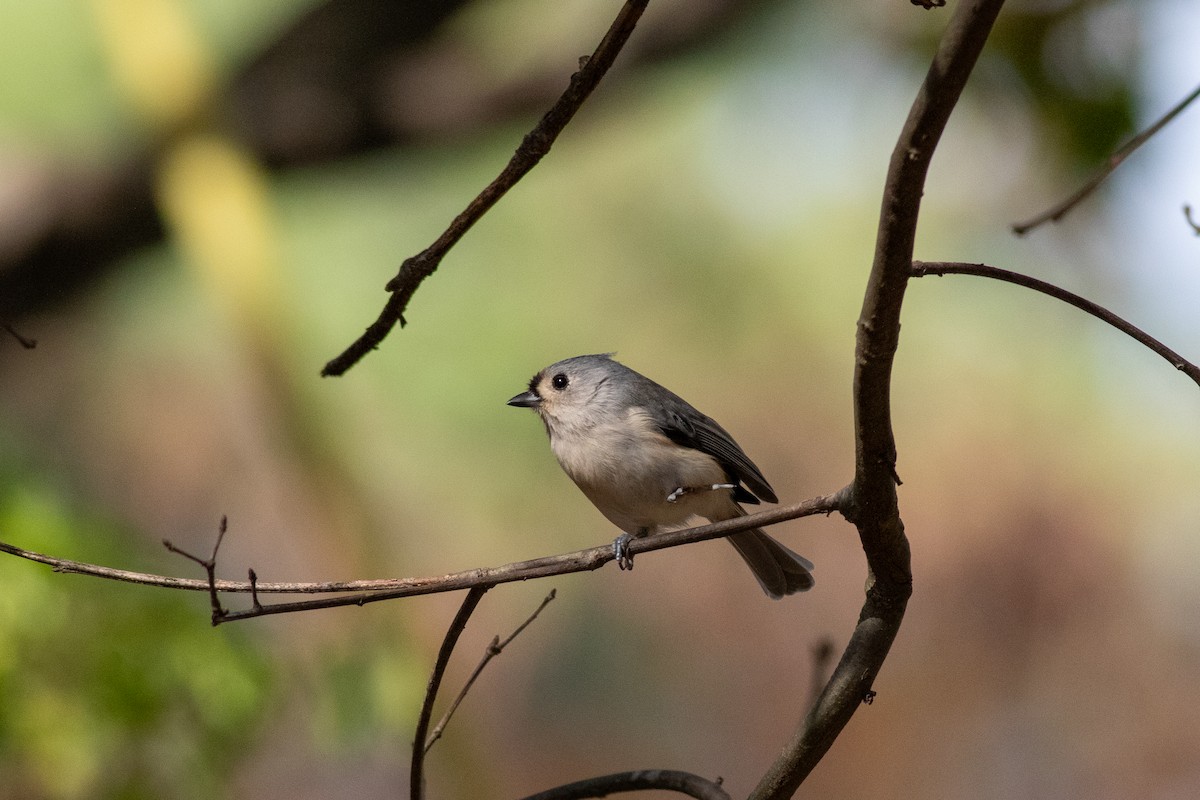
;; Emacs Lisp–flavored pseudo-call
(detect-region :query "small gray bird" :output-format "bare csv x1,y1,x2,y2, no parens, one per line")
508,354,813,598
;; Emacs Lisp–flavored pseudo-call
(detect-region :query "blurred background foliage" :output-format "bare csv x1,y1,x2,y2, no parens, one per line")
0,0,1198,798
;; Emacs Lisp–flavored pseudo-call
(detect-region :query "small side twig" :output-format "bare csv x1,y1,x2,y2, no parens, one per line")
1184,204,1200,235
2,322,37,349
911,261,1200,389
321,0,650,377
162,515,230,624
411,586,489,800
1012,82,1200,235
248,568,262,611
519,770,731,800
424,589,557,755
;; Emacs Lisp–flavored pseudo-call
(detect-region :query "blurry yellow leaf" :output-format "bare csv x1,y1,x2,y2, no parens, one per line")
89,0,214,127
156,135,281,333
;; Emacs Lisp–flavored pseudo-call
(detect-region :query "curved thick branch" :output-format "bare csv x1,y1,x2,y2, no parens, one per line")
321,0,649,377
751,2,1006,797
911,261,1200,388
0,493,842,622
519,770,731,800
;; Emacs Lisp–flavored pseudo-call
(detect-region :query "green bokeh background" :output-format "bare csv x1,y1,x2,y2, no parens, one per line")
1,1,1198,798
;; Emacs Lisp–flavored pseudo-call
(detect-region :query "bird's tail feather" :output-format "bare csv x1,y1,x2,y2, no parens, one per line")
721,505,814,598
727,528,815,598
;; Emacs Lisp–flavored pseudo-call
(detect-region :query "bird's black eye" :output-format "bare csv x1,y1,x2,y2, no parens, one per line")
551,373,569,390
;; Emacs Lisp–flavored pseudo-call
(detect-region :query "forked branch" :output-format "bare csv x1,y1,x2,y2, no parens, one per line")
424,590,557,755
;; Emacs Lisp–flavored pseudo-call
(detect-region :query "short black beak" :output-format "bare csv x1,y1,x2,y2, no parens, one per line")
507,390,541,408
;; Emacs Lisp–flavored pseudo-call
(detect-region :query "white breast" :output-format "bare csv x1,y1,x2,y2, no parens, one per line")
550,407,732,533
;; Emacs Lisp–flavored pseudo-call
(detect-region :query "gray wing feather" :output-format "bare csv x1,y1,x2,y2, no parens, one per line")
651,395,778,504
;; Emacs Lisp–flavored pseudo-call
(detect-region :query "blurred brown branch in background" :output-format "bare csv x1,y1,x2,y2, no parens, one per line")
808,637,836,710
2,321,37,349
0,0,756,324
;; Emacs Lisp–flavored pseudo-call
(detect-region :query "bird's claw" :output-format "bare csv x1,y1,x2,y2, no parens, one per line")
613,533,635,570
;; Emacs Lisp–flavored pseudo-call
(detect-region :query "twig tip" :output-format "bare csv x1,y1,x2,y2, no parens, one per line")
3,323,37,349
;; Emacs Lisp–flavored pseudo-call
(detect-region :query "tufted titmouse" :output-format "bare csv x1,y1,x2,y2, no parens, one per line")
508,354,813,598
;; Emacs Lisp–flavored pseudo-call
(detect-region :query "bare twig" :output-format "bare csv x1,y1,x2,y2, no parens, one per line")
1184,204,1200,235
2,322,37,349
0,493,844,622
911,261,1200,388
0,538,386,594
425,589,557,755
1013,82,1200,235
321,0,650,377
162,516,230,624
751,2,1005,797
212,494,841,623
248,568,263,611
519,770,731,800
412,586,489,800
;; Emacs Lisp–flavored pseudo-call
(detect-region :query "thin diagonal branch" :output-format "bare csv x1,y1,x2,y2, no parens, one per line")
1012,82,1200,235
425,589,557,755
0,493,843,621
519,770,731,800
321,0,650,377
752,2,1006,797
411,586,489,800
911,261,1200,388
3,322,37,349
